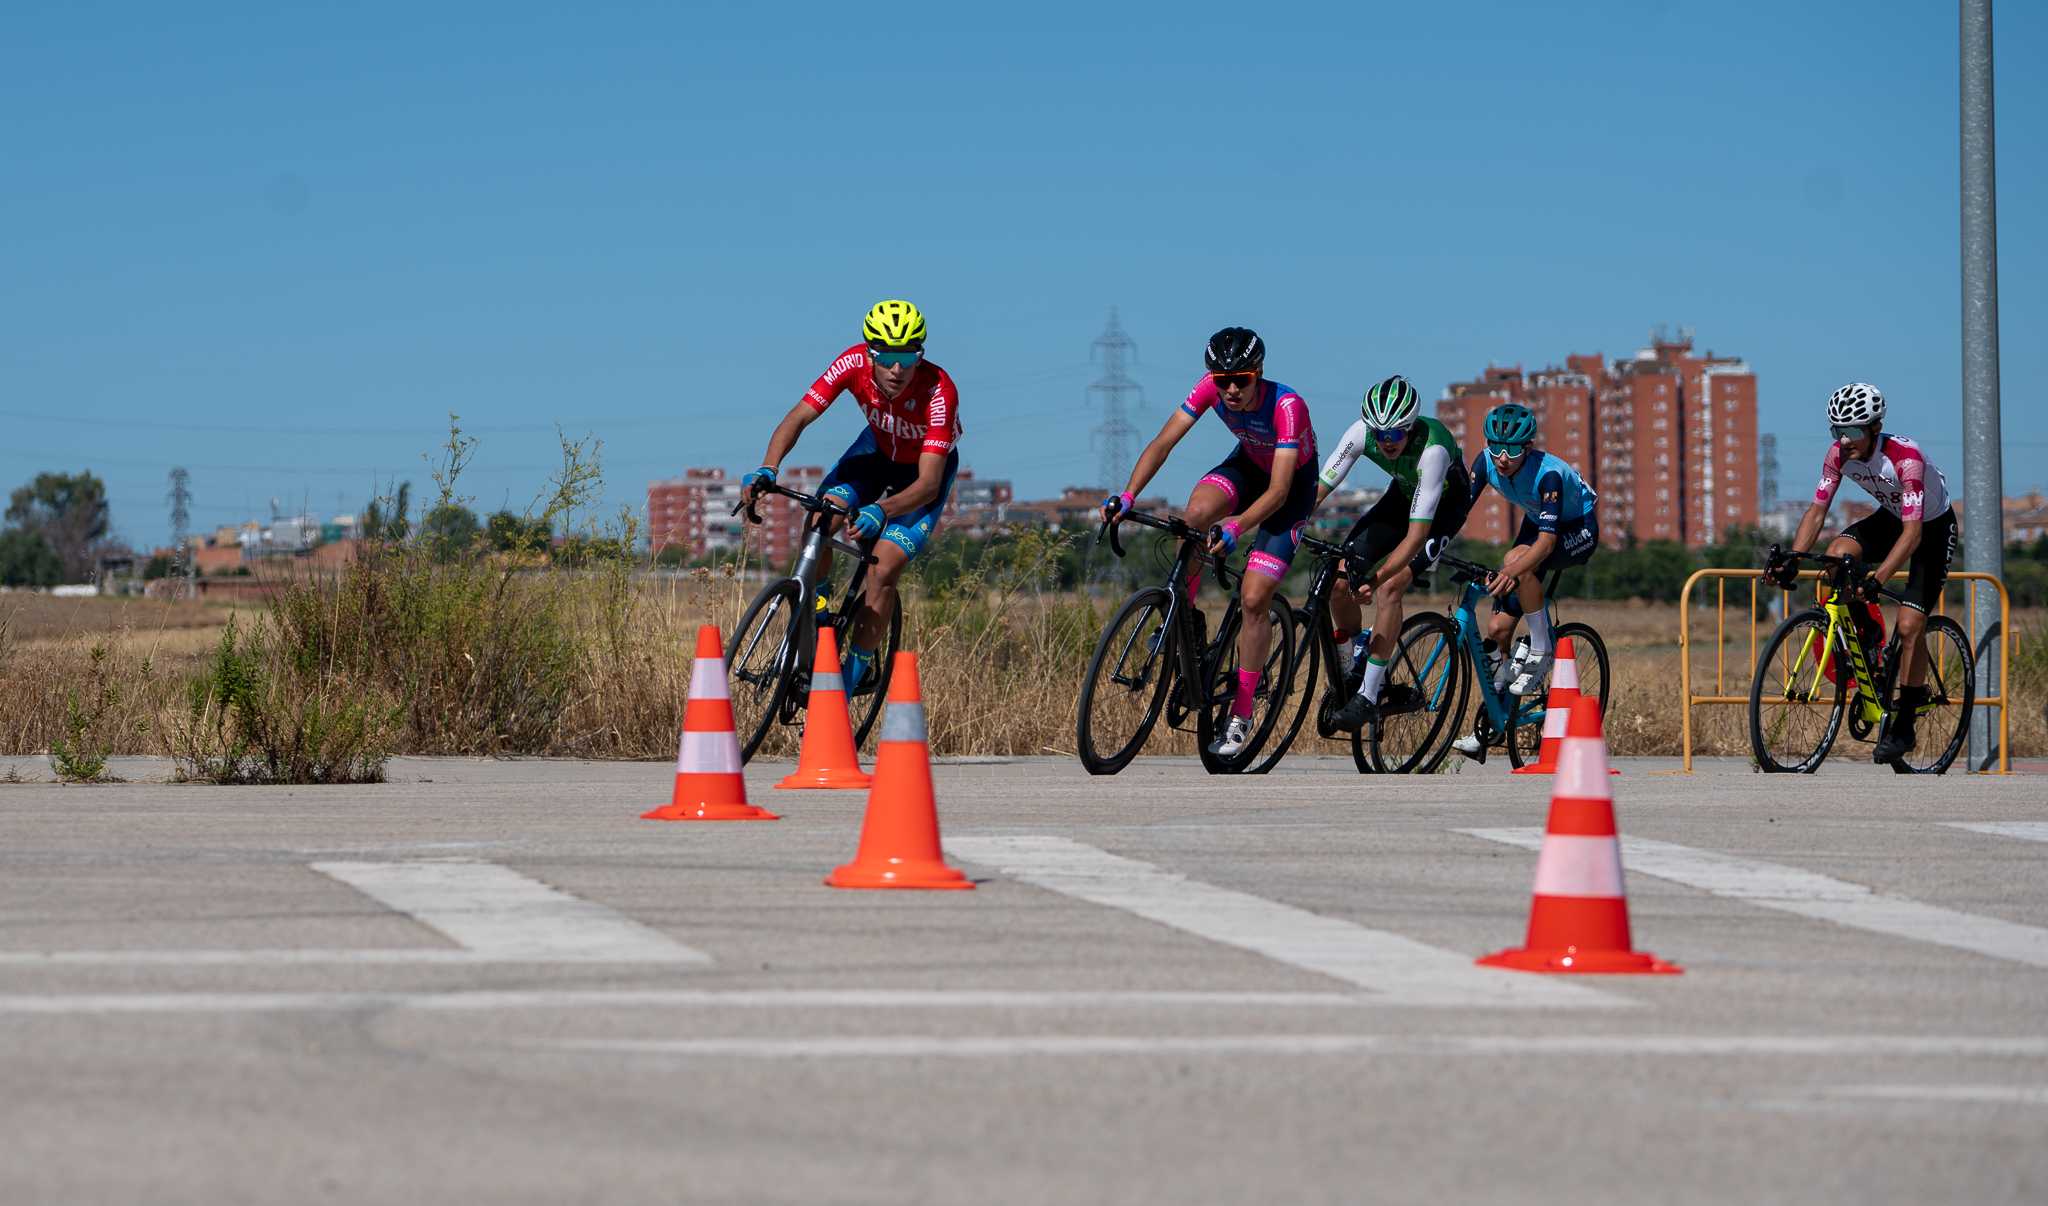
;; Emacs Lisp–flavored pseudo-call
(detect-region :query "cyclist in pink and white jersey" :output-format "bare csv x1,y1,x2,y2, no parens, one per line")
1101,326,1319,759
1767,382,1959,764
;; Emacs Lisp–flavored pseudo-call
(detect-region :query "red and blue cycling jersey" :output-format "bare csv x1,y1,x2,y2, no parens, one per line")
1179,377,1318,474
802,345,961,464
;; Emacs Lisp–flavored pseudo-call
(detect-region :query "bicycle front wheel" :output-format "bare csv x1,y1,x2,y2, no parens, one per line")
1894,614,1975,774
843,589,904,750
1249,608,1323,774
1748,608,1847,773
1553,622,1609,716
1077,588,1175,776
730,579,807,763
1202,598,1296,774
1368,612,1468,774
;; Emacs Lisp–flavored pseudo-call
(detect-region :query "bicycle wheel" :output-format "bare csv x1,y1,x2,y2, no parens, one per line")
842,590,904,749
1748,608,1847,773
1249,608,1323,774
1077,588,1175,776
1368,612,1468,774
1203,598,1295,773
1893,614,1975,774
1553,622,1609,716
729,579,807,763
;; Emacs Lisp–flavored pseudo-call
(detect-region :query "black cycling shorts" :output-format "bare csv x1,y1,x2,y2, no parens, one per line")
1341,462,1473,580
1493,513,1599,617
1840,508,1957,614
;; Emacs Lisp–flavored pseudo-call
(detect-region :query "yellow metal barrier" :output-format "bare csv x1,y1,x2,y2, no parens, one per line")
1677,569,2010,774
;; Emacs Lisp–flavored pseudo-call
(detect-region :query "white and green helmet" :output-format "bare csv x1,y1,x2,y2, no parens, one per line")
1361,374,1421,429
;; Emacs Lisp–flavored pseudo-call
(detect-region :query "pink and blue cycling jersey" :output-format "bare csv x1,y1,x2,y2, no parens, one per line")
1179,377,1318,475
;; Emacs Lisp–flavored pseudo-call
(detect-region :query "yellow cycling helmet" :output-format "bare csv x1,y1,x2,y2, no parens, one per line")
862,299,927,350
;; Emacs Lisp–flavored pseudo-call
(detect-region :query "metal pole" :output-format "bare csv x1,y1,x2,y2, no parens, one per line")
1960,0,2004,769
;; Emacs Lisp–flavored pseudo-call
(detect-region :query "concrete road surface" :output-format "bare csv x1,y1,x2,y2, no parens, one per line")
2,754,2044,1205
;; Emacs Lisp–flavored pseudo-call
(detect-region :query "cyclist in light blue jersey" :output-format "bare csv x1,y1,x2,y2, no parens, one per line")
1463,402,1598,700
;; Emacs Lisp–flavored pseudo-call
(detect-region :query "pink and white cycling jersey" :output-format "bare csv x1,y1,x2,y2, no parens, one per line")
1178,376,1318,473
1814,433,1950,521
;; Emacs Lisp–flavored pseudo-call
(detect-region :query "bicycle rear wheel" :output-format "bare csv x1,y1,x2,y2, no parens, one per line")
730,579,807,763
842,590,904,750
1077,588,1175,776
1368,612,1467,774
1553,622,1609,716
1249,608,1323,774
1892,614,1974,774
1748,608,1847,773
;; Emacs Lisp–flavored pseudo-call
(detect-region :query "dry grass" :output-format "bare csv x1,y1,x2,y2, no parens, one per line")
0,568,2037,766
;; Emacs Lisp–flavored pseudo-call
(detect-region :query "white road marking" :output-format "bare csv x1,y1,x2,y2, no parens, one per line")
1460,828,2048,969
942,835,1623,1008
0,859,707,967
308,859,708,963
544,1034,2048,1060
1821,1084,2048,1105
0,989,1369,1015
1945,822,2048,844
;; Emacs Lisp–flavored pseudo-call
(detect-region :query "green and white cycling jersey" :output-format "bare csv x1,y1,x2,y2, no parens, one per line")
1318,414,1466,523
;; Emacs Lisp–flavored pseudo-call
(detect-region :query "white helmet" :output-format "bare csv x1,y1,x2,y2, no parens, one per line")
1827,382,1885,426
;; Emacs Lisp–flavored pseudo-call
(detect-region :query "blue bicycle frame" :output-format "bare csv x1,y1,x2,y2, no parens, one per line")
1449,576,1550,740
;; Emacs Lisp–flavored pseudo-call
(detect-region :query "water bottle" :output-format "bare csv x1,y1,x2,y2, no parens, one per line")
1347,629,1373,670
1481,639,1506,692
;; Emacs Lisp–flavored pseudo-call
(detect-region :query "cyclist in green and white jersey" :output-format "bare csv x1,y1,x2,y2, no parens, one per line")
1314,375,1472,732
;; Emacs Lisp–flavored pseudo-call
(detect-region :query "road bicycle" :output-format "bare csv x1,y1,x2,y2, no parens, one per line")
1076,508,1293,776
1748,547,1974,774
1255,531,1386,773
726,482,902,762
1384,551,1610,773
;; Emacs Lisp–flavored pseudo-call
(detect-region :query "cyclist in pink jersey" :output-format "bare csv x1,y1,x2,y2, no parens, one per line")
1101,327,1319,759
741,299,959,693
1765,382,1959,764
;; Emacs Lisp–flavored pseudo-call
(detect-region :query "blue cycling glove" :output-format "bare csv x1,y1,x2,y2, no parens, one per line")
852,503,887,539
741,465,777,491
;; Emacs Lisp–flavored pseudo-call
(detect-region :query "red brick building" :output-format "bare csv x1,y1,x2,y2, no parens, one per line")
1437,329,1759,548
648,465,824,561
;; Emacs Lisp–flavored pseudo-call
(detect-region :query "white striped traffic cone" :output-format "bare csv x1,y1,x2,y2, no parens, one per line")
643,626,779,821
1478,696,1677,974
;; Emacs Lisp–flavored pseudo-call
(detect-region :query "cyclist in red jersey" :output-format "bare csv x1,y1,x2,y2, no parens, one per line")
1765,382,1959,764
740,299,960,693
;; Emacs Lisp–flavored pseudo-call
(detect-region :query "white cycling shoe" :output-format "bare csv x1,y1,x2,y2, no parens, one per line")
1210,715,1253,758
1451,732,1486,760
1507,648,1555,697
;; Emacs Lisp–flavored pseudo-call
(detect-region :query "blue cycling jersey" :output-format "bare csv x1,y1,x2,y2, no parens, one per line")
1469,450,1597,532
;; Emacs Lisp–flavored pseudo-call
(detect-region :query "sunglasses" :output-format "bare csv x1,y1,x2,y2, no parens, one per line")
1488,442,1530,459
1372,425,1412,444
870,348,923,368
1210,372,1257,391
1831,424,1871,442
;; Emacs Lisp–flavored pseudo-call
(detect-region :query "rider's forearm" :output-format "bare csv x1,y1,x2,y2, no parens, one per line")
1374,526,1429,588
1500,534,1556,580
1872,521,1921,584
1788,504,1828,554
759,405,816,470
878,455,947,517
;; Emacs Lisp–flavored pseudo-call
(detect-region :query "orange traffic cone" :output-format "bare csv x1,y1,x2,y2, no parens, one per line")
776,627,872,790
1510,637,1615,776
643,626,779,822
825,653,971,890
1478,696,1678,974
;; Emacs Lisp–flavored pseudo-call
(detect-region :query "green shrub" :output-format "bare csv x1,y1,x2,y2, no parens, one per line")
172,617,399,784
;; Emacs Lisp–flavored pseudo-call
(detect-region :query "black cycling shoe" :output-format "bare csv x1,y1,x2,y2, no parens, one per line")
1331,692,1378,733
1376,683,1425,717
1872,728,1916,766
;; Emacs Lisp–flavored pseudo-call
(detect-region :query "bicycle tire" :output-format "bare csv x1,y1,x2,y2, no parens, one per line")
843,591,904,750
1369,612,1467,774
1892,614,1975,774
729,578,808,763
1077,587,1175,776
1502,621,1610,769
1250,607,1324,774
1748,607,1847,773
1207,597,1296,774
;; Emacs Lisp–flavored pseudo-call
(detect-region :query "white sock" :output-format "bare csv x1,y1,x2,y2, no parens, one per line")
1526,611,1553,656
1359,655,1389,702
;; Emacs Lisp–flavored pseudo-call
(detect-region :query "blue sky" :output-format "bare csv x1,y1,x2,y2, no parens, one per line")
6,1,2042,548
